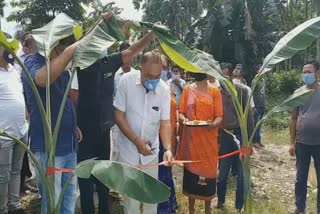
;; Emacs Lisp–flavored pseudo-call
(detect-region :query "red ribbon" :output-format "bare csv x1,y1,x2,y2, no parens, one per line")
45,147,254,173
218,146,253,160
47,167,73,176
136,160,203,168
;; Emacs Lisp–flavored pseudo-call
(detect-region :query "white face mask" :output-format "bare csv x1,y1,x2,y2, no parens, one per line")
172,74,180,80
232,79,241,84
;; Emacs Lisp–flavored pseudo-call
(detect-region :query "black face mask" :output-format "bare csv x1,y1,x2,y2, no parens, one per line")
3,50,14,65
191,73,207,82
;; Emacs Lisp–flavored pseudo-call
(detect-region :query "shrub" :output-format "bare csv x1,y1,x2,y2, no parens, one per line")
264,69,302,129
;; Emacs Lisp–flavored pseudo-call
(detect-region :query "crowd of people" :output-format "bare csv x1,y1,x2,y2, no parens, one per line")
0,12,320,214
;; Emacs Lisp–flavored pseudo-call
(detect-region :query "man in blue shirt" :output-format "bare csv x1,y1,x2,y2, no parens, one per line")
167,64,186,108
23,34,81,214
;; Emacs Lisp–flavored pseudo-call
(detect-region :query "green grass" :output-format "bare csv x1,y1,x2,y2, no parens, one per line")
262,126,289,145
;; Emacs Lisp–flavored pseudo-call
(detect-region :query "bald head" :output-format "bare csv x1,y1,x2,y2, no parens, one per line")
141,51,163,80
142,51,162,65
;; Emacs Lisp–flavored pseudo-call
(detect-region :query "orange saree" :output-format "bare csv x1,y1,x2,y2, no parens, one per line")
176,85,223,178
176,84,223,200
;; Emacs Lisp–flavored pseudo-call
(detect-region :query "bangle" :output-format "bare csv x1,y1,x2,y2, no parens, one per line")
164,148,171,152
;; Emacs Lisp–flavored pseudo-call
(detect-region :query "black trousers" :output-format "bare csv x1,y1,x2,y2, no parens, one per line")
78,128,111,214
20,152,32,187
295,143,320,212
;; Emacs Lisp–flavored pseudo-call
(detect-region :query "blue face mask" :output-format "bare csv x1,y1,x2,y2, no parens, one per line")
144,79,160,91
303,73,316,85
160,70,169,81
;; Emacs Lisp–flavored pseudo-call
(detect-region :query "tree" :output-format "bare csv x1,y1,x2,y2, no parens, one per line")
134,0,204,41
7,0,94,29
0,0,5,17
83,1,123,30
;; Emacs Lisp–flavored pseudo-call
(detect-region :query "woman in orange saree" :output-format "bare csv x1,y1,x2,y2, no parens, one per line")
176,72,223,214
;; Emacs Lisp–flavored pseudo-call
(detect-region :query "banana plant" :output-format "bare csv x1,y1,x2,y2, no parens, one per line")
0,13,170,214
135,16,320,213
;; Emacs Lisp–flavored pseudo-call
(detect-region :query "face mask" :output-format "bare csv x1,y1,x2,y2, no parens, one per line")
172,74,180,80
303,73,316,85
144,79,160,91
160,70,168,81
3,50,14,65
232,79,241,84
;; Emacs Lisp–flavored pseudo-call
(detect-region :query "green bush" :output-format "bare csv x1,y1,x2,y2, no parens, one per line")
263,69,302,129
265,69,303,96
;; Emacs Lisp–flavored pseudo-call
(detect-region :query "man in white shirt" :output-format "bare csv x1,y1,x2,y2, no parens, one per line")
0,42,28,214
114,51,173,214
232,65,255,110
113,42,138,97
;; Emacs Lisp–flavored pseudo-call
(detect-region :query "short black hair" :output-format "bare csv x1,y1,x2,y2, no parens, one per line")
172,64,180,70
119,42,130,52
59,35,76,46
220,62,233,74
304,61,320,71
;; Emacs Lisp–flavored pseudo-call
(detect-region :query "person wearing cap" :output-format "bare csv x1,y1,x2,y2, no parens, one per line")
0,33,29,214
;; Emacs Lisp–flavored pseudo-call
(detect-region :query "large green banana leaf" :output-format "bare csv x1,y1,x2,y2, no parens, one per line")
72,19,117,70
73,160,170,204
0,31,19,53
72,17,129,70
138,21,224,81
265,85,313,117
32,13,83,57
259,17,320,75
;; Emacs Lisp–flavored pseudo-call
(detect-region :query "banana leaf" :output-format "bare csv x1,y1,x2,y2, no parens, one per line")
72,16,131,70
138,21,224,81
265,85,313,117
72,19,117,70
73,160,170,204
0,31,19,53
259,17,320,75
32,13,83,57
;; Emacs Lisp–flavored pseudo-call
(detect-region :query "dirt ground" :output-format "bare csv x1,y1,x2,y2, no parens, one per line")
20,128,318,214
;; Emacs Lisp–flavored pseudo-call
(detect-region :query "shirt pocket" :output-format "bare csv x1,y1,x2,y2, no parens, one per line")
148,108,161,122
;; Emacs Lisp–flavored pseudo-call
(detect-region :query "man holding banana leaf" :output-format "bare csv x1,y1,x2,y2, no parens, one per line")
22,32,82,214
76,14,159,214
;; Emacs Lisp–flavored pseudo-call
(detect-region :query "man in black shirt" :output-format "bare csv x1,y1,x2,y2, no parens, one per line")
77,25,156,214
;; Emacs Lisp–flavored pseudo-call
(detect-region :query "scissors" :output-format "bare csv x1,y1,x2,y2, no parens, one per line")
148,141,157,154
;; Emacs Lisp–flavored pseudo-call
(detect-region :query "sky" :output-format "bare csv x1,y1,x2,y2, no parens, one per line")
1,0,144,36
